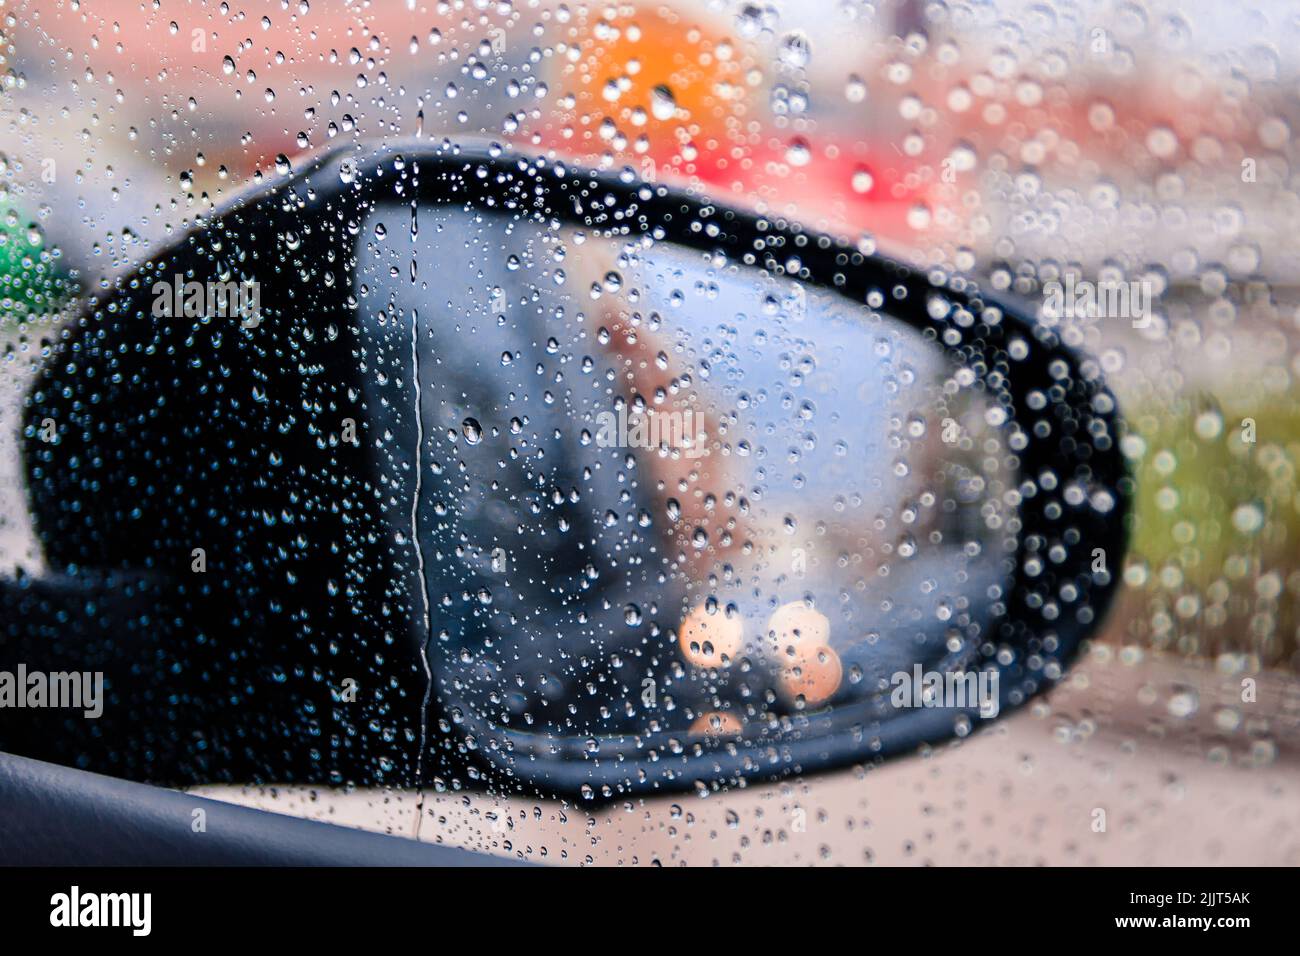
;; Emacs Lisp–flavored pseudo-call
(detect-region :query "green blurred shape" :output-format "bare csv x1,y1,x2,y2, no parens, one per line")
0,221,72,324
1127,395,1300,664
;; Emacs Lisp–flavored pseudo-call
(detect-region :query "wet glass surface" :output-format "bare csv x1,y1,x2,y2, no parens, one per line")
357,205,1013,749
1,0,1297,865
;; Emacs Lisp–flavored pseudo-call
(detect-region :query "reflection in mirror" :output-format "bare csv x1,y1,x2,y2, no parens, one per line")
356,205,1016,764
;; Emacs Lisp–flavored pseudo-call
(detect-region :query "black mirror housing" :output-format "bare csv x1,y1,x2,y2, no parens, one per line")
5,140,1130,801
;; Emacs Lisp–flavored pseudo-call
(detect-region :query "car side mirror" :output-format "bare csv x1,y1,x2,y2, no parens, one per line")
1,140,1129,801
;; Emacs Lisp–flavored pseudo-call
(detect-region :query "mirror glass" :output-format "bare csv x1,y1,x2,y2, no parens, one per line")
356,204,1017,747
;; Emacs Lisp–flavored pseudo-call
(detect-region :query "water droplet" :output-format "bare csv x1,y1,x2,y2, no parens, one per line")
650,85,677,121
462,417,483,445
786,138,812,167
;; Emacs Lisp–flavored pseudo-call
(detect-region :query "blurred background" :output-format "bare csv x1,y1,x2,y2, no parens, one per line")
3,0,1300,864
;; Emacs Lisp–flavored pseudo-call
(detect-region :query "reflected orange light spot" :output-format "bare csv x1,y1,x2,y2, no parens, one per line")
765,602,831,656
678,600,743,668
779,644,843,709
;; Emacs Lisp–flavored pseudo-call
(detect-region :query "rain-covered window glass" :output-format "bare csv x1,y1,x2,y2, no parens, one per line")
0,0,1296,868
